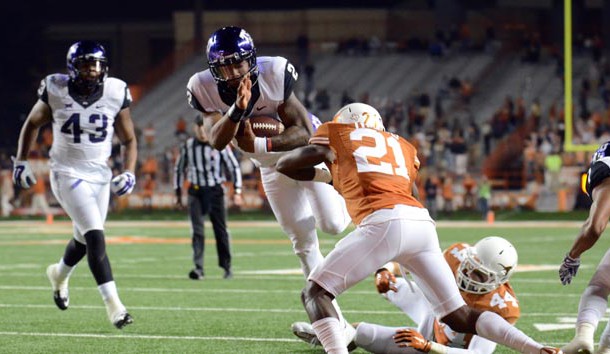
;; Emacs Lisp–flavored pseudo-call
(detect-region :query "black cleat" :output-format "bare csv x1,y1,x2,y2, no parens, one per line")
188,269,204,280
52,290,69,310
47,264,69,310
113,313,134,329
223,270,233,279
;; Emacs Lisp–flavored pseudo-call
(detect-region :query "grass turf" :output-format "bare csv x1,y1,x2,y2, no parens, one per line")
0,219,607,353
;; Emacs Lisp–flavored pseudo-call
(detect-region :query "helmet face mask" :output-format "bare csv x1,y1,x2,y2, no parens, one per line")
332,103,385,131
206,26,257,83
66,41,108,93
456,236,518,294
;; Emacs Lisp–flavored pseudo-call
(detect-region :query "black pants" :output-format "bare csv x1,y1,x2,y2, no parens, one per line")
187,185,231,272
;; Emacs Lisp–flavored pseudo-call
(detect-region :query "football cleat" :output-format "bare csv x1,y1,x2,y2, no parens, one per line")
541,347,565,354
46,264,69,310
188,269,204,280
112,312,134,330
562,338,594,354
291,321,357,351
291,321,321,346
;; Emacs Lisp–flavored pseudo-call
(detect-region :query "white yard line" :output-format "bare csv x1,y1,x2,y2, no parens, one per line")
0,285,583,298
0,303,582,316
0,330,299,342
0,220,586,228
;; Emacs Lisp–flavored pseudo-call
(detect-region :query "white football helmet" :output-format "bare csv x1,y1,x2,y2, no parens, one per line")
332,103,385,131
457,236,518,294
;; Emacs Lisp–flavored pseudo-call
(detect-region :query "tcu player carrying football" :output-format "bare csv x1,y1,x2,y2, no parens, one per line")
276,102,561,354
186,26,353,337
560,141,610,354
294,237,525,354
13,41,136,329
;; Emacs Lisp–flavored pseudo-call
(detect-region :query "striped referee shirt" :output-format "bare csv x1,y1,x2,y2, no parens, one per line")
173,138,242,193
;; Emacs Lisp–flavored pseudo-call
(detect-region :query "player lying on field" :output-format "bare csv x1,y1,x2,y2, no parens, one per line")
293,236,524,353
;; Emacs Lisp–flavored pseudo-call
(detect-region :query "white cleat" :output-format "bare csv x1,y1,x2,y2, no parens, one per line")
291,321,320,346
291,321,357,351
562,338,594,354
46,264,69,310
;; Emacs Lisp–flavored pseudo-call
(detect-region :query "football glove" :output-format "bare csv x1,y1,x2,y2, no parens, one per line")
375,269,397,294
394,329,432,352
12,157,37,189
111,171,136,196
559,253,581,285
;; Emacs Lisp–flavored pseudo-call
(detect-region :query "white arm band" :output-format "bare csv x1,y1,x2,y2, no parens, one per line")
254,137,268,154
429,341,449,354
312,167,332,183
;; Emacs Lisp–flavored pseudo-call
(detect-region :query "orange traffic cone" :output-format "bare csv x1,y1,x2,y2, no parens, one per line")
46,213,54,225
486,210,495,224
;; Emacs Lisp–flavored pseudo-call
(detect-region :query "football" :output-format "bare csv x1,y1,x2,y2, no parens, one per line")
238,115,284,137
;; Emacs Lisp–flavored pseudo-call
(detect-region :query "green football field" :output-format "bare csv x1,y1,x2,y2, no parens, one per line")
0,219,608,353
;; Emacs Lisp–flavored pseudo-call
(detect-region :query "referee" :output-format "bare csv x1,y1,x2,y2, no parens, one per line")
174,115,242,280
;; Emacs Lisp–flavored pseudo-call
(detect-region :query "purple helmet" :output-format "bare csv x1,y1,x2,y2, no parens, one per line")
66,40,108,91
206,26,257,82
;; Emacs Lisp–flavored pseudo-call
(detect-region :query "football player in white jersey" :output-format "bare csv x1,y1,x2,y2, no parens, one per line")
560,141,610,354
13,41,137,329
186,25,353,337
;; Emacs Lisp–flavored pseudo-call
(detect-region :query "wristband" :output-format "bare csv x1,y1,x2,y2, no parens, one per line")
267,137,273,152
428,341,448,354
254,137,268,153
312,167,332,183
227,103,245,123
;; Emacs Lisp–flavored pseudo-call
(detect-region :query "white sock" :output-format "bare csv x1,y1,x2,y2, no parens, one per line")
57,259,75,280
576,286,608,326
331,298,355,343
475,311,542,354
98,281,120,303
312,317,348,354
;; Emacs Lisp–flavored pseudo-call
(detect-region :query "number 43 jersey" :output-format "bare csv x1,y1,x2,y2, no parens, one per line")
309,122,423,225
39,74,131,183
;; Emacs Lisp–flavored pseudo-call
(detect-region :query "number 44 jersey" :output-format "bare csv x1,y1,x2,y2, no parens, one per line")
39,74,131,183
309,122,423,225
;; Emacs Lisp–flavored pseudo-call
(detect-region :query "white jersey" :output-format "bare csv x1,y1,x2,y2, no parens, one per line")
186,56,299,167
39,74,131,183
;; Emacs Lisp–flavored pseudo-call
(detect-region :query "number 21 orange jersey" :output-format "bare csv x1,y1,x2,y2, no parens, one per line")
310,122,423,225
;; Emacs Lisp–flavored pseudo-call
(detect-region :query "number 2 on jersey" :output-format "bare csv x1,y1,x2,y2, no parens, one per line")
61,113,108,144
350,129,409,180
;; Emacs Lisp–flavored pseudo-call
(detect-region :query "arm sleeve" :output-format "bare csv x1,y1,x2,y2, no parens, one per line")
173,143,187,192
221,146,242,192
308,123,330,145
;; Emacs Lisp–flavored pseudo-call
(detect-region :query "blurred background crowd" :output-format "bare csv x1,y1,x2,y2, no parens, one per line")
1,0,609,218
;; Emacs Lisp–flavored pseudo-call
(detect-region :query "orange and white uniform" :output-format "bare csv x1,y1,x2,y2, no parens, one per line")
310,122,422,225
433,243,520,349
354,243,520,354
308,122,467,320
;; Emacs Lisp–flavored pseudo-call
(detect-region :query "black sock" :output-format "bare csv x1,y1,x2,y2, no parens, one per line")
84,230,114,285
62,238,87,267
